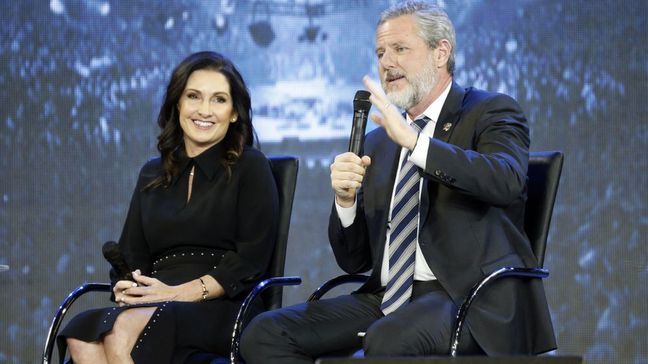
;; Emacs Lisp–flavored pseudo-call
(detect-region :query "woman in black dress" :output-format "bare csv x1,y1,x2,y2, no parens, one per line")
58,51,279,363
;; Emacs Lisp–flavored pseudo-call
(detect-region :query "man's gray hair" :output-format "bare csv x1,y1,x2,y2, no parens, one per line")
378,1,456,75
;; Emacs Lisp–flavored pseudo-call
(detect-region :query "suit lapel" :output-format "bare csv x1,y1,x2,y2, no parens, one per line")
433,82,465,141
420,82,466,228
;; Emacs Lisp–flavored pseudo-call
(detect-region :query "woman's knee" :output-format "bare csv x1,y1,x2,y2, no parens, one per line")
66,337,85,354
104,307,155,358
66,338,106,363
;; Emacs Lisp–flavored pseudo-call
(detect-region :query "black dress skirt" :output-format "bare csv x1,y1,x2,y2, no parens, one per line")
57,248,264,363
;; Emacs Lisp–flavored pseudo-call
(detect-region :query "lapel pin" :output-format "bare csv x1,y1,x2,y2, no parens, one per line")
443,123,452,132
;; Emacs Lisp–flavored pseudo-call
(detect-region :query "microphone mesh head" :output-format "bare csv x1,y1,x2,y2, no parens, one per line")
353,90,372,111
102,241,120,260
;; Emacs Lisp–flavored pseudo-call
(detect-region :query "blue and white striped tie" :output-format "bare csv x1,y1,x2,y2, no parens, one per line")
381,117,429,315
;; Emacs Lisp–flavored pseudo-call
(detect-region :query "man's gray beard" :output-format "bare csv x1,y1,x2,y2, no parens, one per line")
383,64,438,110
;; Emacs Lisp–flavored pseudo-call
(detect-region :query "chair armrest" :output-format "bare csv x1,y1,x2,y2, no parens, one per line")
449,267,549,357
230,276,302,364
307,274,369,302
43,282,111,364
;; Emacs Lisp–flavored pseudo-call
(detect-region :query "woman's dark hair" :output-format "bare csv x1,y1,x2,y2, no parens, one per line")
147,51,254,189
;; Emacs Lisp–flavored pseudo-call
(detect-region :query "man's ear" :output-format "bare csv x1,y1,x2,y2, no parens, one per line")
436,39,452,68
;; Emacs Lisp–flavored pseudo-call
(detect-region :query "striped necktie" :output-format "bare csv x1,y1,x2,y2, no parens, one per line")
381,117,429,315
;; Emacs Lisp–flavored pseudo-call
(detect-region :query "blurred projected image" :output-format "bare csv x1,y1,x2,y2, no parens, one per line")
0,0,646,363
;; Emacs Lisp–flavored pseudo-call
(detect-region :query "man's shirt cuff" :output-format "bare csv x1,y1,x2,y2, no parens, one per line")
335,198,357,228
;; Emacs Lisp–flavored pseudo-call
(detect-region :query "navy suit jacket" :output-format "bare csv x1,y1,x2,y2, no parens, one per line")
328,82,556,355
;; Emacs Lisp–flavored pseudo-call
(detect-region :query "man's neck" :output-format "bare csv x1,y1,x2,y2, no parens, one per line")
407,73,452,119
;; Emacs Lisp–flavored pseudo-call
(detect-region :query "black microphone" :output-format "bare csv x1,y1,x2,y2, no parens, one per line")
348,90,372,156
102,241,134,281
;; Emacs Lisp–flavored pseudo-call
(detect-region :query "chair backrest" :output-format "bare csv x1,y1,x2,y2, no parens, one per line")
262,155,299,310
524,151,564,267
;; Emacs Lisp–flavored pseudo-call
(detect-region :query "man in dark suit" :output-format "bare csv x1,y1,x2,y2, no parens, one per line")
241,1,556,362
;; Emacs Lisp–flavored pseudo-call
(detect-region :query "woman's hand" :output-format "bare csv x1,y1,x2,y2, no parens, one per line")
113,270,225,305
113,276,139,307
114,270,188,305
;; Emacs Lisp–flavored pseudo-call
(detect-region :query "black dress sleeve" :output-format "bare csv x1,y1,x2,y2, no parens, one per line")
207,150,279,298
111,161,158,287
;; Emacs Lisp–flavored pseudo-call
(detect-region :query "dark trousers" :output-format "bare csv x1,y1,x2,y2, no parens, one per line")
240,280,483,363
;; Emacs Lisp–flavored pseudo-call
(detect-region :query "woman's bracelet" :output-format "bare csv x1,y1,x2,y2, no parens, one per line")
198,277,209,301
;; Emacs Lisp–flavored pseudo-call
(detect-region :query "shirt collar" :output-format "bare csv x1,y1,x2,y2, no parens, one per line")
173,143,225,184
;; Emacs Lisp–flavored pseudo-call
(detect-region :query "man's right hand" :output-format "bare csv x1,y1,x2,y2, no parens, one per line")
330,152,372,207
